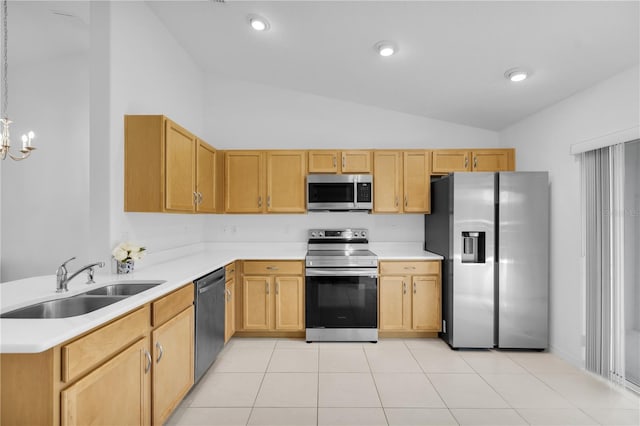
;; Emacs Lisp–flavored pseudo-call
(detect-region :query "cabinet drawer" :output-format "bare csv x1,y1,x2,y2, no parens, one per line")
243,260,303,275
61,305,150,383
379,261,440,276
225,262,236,282
152,284,194,327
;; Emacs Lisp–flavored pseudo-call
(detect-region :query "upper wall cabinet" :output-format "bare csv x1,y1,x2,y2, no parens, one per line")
124,115,220,213
224,150,307,214
308,150,371,174
431,149,515,174
373,150,431,214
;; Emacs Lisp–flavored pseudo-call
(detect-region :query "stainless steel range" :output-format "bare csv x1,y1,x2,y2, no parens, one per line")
305,228,379,342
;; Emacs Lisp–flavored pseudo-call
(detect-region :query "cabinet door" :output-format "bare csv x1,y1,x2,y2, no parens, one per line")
471,149,514,172
431,150,470,174
411,276,441,331
403,151,431,213
61,337,151,426
225,278,236,343
266,151,307,213
308,150,339,173
373,151,402,213
243,276,272,330
341,150,372,173
165,119,196,212
274,276,304,330
225,151,264,213
196,141,217,213
152,306,195,425
379,276,410,331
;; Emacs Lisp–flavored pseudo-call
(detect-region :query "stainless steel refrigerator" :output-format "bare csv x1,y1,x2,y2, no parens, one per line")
424,172,549,349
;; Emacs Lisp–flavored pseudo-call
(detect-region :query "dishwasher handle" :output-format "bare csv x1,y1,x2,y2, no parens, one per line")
198,280,223,295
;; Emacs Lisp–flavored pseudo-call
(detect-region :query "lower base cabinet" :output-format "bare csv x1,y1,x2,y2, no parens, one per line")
152,306,194,425
379,260,442,333
61,337,151,426
0,284,195,426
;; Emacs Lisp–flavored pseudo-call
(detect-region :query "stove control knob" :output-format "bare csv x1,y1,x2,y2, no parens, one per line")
361,231,367,238
311,232,317,238
318,231,324,237
353,232,360,237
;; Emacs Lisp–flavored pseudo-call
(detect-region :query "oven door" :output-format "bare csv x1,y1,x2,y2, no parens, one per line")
305,268,378,329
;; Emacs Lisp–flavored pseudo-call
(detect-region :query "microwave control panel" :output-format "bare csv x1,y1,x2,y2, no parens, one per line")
356,183,372,202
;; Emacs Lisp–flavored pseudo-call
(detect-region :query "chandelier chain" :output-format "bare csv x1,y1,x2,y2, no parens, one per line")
2,0,7,119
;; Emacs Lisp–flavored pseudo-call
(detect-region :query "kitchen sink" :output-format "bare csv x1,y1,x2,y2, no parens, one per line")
0,296,126,319
83,280,166,296
0,280,167,319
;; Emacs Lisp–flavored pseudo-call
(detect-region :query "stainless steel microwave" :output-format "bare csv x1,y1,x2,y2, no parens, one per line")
307,174,373,211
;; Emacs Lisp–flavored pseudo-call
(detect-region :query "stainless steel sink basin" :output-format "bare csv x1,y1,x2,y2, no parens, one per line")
0,296,125,319
84,280,166,296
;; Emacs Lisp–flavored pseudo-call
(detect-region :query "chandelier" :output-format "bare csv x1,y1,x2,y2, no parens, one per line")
1,0,35,161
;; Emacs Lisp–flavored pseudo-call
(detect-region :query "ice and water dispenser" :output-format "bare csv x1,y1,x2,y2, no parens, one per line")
461,232,485,263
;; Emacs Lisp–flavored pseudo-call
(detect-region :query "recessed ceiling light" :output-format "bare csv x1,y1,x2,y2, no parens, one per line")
374,41,398,57
504,68,529,82
248,14,270,31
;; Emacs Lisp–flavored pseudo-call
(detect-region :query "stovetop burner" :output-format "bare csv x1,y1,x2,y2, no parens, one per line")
305,228,378,269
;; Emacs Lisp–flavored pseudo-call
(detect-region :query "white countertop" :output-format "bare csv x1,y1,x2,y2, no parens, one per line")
0,242,442,353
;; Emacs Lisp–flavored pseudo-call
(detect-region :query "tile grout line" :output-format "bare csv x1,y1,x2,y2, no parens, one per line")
364,342,390,425
244,339,278,426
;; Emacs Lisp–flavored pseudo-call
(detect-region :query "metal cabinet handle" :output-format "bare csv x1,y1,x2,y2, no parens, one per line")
276,282,279,295
395,196,399,207
258,196,262,208
403,281,407,295
404,266,416,270
156,342,164,363
342,156,345,170
266,282,270,295
267,195,271,208
333,156,337,168
464,156,469,169
266,266,279,271
413,282,417,294
193,191,198,205
144,349,152,374
404,195,408,207
198,192,203,204
473,156,477,169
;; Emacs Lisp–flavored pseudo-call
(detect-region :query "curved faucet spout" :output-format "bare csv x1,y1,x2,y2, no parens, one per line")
56,259,105,292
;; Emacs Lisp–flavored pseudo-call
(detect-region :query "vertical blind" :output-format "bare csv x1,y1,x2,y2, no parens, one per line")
583,143,626,383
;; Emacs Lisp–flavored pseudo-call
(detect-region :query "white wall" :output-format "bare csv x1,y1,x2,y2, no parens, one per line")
107,2,207,258
1,54,90,281
203,75,499,242
499,65,640,367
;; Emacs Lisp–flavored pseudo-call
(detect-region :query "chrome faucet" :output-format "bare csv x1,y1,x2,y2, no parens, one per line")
56,257,106,292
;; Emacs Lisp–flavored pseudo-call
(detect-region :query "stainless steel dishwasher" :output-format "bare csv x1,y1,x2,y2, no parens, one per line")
194,267,225,383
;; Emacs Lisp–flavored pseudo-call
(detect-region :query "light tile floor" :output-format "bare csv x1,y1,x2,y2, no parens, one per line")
167,338,640,426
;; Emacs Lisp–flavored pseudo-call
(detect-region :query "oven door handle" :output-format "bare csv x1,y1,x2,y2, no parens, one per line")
305,268,378,277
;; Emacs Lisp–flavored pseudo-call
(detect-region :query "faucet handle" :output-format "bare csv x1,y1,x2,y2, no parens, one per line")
59,257,76,270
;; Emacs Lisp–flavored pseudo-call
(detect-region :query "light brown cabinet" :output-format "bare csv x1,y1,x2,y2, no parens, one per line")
379,261,441,334
308,150,371,174
151,305,194,425
373,151,431,214
0,284,195,426
241,261,304,332
225,262,237,343
125,115,220,213
224,150,307,213
431,148,515,174
61,337,151,426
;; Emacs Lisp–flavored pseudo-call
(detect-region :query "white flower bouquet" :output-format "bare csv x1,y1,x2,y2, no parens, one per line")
112,242,146,273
